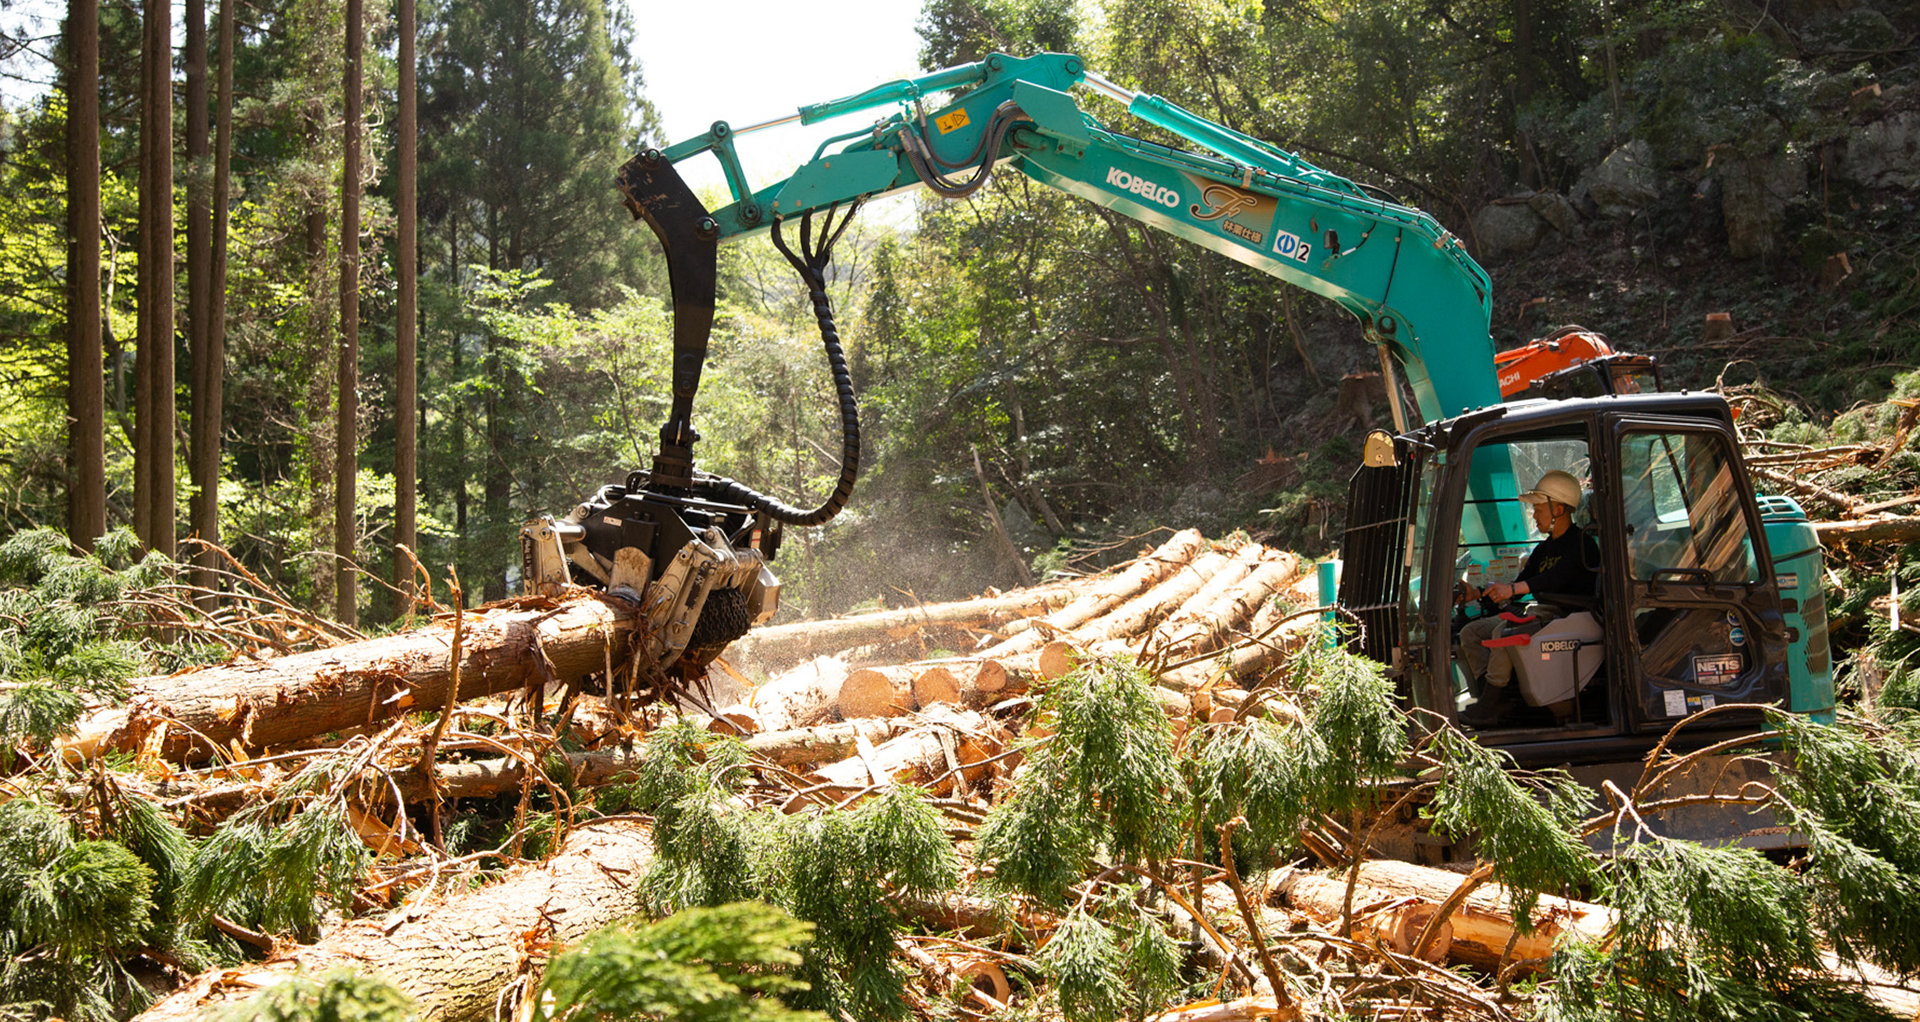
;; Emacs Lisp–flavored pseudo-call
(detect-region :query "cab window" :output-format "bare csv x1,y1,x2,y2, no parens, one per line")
1618,430,1757,583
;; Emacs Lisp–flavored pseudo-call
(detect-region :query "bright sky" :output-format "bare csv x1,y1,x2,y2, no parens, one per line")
630,0,930,211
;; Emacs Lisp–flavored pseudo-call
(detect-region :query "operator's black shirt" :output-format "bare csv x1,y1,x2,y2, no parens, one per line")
1517,526,1599,604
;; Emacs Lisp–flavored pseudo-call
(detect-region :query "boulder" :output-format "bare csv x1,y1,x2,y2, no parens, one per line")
1584,140,1660,218
1720,151,1808,259
1472,200,1546,261
1801,7,1898,54
1845,110,1920,190
1527,191,1580,234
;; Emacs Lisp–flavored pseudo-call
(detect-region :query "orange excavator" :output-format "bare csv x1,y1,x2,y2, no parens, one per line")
1494,326,1661,400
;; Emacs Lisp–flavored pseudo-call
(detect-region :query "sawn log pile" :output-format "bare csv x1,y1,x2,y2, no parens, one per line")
94,529,1919,1020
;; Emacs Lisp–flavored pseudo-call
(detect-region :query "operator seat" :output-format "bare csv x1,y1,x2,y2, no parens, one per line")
1481,492,1609,724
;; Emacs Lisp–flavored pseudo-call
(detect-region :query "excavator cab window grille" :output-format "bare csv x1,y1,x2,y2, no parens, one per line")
1338,440,1423,666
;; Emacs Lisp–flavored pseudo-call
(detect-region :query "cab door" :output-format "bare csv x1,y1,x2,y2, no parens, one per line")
1609,421,1790,732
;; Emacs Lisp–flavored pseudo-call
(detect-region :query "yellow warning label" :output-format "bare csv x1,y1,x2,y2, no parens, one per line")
935,108,971,134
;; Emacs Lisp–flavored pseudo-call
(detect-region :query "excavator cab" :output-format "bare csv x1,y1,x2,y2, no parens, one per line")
1339,391,1834,766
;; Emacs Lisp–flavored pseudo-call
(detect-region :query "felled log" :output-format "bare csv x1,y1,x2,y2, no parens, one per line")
837,664,961,719
717,655,852,733
67,593,639,763
1125,543,1269,655
976,529,1207,661
1272,869,1452,963
1067,550,1231,649
741,718,913,770
1157,572,1323,694
1147,997,1304,1022
722,583,1078,673
1340,859,1612,972
133,821,655,1022
802,707,1001,802
1814,514,1920,546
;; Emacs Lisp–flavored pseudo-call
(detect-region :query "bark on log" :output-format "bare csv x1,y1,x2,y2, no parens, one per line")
1131,543,1268,653
1344,859,1612,972
1814,515,1920,546
1069,550,1231,648
1152,554,1300,660
976,529,1207,661
1156,573,1322,694
728,655,850,733
68,594,638,763
741,718,913,770
803,707,1000,801
1272,870,1452,963
134,821,655,1022
1147,997,1304,1022
722,584,1077,672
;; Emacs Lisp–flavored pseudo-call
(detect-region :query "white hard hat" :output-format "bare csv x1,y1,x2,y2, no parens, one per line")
1519,470,1582,509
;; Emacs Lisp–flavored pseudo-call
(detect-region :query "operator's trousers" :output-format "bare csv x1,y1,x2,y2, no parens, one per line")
1457,604,1567,689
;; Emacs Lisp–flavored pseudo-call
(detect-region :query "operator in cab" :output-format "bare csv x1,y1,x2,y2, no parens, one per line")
1455,469,1599,728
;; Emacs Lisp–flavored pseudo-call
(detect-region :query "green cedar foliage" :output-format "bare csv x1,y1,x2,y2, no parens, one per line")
1424,727,1593,924
619,723,958,1021
214,969,416,1022
978,656,1187,905
181,764,372,940
536,902,825,1022
1544,837,1895,1022
0,799,157,1020
1770,709,1920,975
0,528,158,752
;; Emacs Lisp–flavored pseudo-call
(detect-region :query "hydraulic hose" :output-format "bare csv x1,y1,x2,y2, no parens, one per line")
696,205,862,527
901,100,1026,199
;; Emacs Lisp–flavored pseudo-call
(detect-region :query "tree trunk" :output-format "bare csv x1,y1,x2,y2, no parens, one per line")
1128,552,1298,662
199,0,233,584
184,0,211,602
335,0,362,626
801,707,1001,803
1157,572,1321,694
721,584,1074,675
136,0,175,557
1342,859,1612,973
64,594,642,763
65,0,106,552
394,0,418,602
132,822,655,1022
979,529,1207,661
720,655,850,733
838,664,962,719
1271,870,1452,963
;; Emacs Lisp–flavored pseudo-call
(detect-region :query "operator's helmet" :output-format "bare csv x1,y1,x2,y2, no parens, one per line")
1518,470,1582,512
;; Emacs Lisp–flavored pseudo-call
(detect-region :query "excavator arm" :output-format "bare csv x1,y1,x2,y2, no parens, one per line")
625,51,1503,429
529,52,1525,681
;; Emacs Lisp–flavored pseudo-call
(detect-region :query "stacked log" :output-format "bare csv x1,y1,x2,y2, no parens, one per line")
96,529,1337,1019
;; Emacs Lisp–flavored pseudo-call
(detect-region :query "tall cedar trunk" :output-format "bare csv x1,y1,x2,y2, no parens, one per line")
66,0,106,552
136,0,175,557
185,0,212,602
305,208,334,611
482,216,507,601
1514,0,1538,188
394,0,418,598
450,222,467,606
201,0,233,578
335,0,362,625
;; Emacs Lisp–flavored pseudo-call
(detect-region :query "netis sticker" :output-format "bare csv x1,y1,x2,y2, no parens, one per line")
1695,653,1742,684
1272,230,1312,264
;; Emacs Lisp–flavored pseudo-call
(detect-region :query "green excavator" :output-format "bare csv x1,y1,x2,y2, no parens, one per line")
520,52,1833,842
